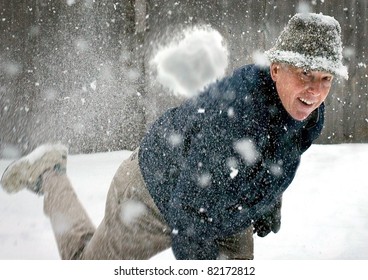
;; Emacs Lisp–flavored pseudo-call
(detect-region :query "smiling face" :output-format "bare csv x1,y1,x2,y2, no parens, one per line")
270,63,334,121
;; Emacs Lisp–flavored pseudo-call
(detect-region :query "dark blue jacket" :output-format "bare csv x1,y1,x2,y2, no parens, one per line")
138,64,324,259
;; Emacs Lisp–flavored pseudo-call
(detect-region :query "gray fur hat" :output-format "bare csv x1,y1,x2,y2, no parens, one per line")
265,13,348,79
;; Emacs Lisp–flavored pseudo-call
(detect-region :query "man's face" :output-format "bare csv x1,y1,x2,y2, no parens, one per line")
270,63,334,121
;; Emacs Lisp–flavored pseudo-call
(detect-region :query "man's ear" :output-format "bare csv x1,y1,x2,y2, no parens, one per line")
270,63,280,82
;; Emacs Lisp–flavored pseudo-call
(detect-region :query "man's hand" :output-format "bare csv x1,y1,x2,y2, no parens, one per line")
253,196,282,237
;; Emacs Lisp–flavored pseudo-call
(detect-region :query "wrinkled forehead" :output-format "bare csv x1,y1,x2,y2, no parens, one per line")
277,62,335,76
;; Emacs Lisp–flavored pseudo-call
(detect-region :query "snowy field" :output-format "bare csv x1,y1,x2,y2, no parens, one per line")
0,143,368,260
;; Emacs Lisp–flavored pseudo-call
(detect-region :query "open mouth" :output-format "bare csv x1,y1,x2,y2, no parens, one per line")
298,97,315,106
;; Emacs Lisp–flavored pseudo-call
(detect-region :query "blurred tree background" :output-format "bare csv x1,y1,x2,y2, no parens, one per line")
0,0,367,155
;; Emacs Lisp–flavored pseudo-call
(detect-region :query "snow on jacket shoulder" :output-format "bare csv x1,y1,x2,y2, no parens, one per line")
138,64,324,259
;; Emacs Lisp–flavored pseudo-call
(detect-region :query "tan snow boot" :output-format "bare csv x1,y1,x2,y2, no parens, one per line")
1,144,68,195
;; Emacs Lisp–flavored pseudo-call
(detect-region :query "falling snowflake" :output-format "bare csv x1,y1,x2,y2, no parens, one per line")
234,138,259,165
120,200,147,225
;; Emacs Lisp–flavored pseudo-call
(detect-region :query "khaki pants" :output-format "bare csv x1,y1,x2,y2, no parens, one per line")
43,149,254,260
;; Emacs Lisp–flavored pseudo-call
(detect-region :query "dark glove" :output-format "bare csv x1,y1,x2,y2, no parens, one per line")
253,196,282,237
172,234,219,260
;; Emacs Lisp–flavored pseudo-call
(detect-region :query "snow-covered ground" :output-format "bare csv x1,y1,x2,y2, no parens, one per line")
0,143,367,260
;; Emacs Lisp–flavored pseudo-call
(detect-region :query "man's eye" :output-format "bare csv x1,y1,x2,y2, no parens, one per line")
302,70,311,76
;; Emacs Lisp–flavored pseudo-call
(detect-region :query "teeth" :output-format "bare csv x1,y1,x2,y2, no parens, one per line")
299,98,314,105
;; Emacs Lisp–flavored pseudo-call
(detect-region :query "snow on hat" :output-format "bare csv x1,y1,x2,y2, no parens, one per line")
265,13,348,79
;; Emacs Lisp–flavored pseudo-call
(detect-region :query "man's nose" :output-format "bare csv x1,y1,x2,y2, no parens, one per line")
306,80,323,96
